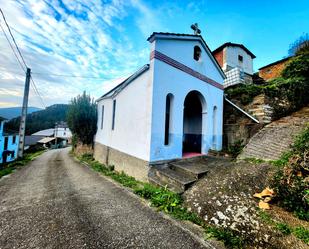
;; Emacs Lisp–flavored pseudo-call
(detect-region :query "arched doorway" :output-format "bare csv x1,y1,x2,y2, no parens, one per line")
183,91,206,156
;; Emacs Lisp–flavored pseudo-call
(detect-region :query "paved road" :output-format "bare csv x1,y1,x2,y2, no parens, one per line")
0,148,208,249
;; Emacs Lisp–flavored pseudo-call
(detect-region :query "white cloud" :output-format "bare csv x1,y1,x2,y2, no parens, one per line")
0,0,162,108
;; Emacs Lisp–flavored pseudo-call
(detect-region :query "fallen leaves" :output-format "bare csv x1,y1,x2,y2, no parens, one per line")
254,187,275,210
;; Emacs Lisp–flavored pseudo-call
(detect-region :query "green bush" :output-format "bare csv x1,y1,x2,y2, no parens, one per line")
225,84,263,105
225,51,309,120
67,91,97,145
271,125,309,220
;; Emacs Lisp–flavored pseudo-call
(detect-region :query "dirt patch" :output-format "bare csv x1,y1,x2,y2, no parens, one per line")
183,160,307,248
73,143,93,156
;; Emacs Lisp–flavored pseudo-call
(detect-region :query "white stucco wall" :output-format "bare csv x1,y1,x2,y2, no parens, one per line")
223,46,253,75
149,39,224,162
155,39,223,84
95,68,153,161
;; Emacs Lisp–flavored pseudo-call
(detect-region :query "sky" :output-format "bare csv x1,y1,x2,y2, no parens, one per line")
0,0,308,108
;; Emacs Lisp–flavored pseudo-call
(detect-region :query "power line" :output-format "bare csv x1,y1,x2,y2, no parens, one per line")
0,8,28,69
0,22,25,73
30,76,46,109
0,8,46,109
32,72,111,80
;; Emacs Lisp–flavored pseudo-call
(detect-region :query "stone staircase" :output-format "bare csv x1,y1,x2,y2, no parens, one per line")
238,106,309,160
148,156,231,193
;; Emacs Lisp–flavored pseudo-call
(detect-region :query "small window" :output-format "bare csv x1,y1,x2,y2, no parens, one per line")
101,105,104,130
12,136,16,144
238,55,243,62
193,46,202,61
112,100,116,130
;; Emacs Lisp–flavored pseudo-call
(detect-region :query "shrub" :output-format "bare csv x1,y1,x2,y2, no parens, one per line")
67,91,97,145
271,125,309,220
225,51,309,120
225,84,263,105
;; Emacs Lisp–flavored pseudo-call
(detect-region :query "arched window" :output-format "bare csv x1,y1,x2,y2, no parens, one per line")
193,46,202,61
212,106,217,148
112,100,116,130
164,94,173,145
101,105,104,130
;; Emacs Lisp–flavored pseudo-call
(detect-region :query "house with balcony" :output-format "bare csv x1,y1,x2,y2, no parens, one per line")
212,42,256,88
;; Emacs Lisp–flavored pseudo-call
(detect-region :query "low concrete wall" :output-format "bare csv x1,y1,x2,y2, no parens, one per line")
94,142,149,182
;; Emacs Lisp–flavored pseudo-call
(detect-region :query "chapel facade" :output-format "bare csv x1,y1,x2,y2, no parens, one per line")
94,32,225,181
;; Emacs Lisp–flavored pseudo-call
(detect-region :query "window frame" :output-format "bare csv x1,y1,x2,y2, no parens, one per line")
101,105,104,130
164,94,173,145
112,100,116,130
193,46,202,61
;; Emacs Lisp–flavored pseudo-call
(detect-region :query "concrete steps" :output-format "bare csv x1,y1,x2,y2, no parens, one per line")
238,106,309,161
148,156,232,193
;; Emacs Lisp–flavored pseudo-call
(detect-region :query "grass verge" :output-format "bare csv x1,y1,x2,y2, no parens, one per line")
0,149,46,178
258,210,309,245
77,153,244,248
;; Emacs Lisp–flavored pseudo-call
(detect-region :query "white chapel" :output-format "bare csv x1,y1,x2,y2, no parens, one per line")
94,31,225,181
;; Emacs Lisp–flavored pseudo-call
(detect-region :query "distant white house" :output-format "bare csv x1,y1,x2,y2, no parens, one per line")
32,127,72,148
0,121,19,164
212,42,256,88
94,32,225,181
32,127,72,139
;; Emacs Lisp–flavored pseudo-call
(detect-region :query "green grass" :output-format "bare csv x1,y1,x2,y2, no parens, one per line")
77,153,243,248
258,210,309,244
275,223,292,235
0,149,46,178
205,227,244,248
243,158,265,164
257,210,275,225
294,226,309,244
270,151,293,167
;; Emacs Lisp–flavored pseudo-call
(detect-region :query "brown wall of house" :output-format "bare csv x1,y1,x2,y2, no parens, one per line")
259,59,290,81
213,50,224,68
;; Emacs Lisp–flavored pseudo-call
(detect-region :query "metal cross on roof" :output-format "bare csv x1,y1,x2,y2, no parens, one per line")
191,23,201,35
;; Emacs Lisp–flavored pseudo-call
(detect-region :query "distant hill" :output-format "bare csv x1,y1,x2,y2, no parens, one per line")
5,104,69,135
0,107,42,120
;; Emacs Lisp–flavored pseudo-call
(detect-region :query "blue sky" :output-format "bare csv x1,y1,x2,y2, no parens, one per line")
0,0,308,108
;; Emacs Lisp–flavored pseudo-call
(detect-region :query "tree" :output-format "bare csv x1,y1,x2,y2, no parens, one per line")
288,33,309,56
67,91,97,145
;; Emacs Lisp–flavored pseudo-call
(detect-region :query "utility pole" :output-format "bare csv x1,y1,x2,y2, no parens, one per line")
18,68,31,158
54,122,58,148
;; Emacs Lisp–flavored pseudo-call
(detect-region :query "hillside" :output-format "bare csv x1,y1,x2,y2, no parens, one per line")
0,107,42,120
5,104,69,135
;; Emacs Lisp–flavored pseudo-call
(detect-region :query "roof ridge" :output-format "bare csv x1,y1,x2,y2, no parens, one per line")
212,42,256,59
